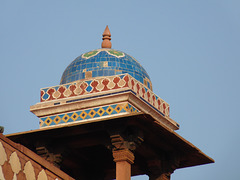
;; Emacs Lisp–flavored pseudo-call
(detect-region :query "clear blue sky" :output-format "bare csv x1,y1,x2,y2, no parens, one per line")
1,1,239,179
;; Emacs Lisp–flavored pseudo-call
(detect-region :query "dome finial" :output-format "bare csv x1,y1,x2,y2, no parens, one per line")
101,25,112,48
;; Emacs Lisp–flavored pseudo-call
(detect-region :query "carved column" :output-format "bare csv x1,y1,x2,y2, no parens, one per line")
107,125,143,180
112,149,135,180
110,134,135,180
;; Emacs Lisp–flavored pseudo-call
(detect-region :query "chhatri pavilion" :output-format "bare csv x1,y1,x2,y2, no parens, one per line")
1,26,214,180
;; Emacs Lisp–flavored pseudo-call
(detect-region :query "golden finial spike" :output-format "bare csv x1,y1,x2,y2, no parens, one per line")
101,25,112,48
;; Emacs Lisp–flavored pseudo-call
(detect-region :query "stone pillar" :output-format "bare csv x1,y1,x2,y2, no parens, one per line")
110,134,137,180
108,125,143,180
112,149,135,180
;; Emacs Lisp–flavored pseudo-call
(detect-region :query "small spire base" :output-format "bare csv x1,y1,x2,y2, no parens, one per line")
101,25,112,48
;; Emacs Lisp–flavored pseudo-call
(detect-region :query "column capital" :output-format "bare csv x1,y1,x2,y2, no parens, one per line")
112,149,135,164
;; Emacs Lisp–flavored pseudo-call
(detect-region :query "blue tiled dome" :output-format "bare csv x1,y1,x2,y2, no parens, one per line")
60,49,152,89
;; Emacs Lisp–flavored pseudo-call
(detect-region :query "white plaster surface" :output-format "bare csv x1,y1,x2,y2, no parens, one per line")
9,152,21,174
37,169,48,180
23,161,36,180
12,173,17,180
0,166,6,180
0,142,7,165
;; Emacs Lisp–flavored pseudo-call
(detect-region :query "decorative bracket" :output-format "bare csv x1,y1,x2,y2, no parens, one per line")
36,146,62,168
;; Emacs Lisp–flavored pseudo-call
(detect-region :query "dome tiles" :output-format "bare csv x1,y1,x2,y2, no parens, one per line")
60,48,152,90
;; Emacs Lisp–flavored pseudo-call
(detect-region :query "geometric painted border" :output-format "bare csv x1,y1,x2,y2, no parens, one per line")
40,74,170,117
39,102,139,128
